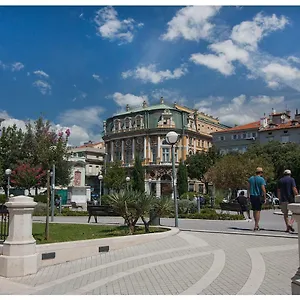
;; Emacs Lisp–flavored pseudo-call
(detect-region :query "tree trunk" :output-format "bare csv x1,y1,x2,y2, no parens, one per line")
141,216,150,233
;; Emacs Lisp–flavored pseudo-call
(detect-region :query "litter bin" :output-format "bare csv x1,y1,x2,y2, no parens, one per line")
149,209,160,225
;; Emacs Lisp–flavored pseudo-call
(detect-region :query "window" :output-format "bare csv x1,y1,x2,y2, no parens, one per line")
281,135,290,143
136,117,141,127
252,132,257,138
162,148,170,162
151,148,157,162
124,150,132,164
125,118,130,129
115,151,121,161
268,136,274,142
242,133,247,139
232,134,238,140
219,136,225,141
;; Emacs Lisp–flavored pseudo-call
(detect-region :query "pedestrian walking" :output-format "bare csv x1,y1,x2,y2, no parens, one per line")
247,167,266,231
236,191,251,220
277,169,299,233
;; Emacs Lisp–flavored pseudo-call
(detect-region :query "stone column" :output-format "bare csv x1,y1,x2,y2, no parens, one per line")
157,136,161,163
121,140,124,162
0,195,38,277
110,141,114,162
156,179,161,198
144,136,147,160
132,138,135,160
289,195,300,295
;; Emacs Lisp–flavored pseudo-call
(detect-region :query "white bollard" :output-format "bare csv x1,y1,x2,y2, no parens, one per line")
0,195,38,277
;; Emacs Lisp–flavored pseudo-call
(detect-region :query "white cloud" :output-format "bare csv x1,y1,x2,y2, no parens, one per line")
33,80,52,95
0,61,7,70
190,53,234,75
112,92,148,108
161,6,220,42
262,63,300,82
11,62,24,72
287,56,300,64
151,88,187,104
92,74,102,83
58,106,104,130
94,6,143,45
231,12,288,50
33,70,49,78
249,95,284,105
194,94,291,126
122,64,188,84
209,40,249,64
194,96,224,109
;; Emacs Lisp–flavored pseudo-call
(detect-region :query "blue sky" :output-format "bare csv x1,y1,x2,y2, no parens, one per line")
1,5,300,145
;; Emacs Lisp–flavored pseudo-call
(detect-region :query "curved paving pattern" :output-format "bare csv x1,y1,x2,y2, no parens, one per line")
1,231,298,295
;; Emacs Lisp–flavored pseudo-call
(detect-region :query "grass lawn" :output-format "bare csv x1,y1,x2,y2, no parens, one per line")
33,223,168,244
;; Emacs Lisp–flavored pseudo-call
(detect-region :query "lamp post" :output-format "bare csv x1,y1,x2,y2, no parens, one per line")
126,176,130,191
166,131,179,228
148,178,152,195
98,174,103,205
5,169,12,201
49,146,56,222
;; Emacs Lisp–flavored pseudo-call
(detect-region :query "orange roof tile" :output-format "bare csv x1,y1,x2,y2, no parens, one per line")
260,120,300,131
216,121,260,133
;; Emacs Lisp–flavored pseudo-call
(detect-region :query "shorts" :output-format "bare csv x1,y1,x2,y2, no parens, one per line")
250,195,262,211
280,202,288,217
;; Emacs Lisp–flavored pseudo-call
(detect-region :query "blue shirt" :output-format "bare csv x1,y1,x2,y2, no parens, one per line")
278,176,296,202
248,175,266,196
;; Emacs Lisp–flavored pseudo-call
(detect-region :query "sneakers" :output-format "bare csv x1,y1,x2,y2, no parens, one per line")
285,225,295,233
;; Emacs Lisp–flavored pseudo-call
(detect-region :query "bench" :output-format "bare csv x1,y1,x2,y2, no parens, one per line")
87,205,116,223
220,202,242,214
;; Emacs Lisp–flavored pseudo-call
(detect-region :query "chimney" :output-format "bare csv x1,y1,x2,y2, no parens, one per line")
126,104,130,111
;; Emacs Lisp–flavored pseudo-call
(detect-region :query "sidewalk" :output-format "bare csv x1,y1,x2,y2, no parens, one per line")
1,230,297,295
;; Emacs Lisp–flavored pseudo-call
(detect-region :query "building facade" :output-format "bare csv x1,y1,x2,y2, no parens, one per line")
213,109,300,153
102,97,228,197
212,121,260,154
68,141,106,194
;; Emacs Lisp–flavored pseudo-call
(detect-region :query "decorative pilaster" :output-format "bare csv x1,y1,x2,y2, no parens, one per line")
157,136,161,162
121,140,124,162
132,138,135,160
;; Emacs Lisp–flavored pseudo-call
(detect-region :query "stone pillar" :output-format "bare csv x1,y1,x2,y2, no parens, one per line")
144,136,147,160
0,195,38,277
110,141,114,162
289,195,300,295
156,179,161,198
121,140,124,162
132,138,135,160
157,136,161,163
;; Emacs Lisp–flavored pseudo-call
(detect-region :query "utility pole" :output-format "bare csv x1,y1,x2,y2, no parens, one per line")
45,170,50,240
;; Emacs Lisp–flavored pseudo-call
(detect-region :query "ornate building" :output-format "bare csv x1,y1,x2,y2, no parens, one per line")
102,97,228,197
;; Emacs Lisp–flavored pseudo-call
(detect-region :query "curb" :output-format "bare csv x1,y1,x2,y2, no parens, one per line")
273,211,293,216
180,228,298,239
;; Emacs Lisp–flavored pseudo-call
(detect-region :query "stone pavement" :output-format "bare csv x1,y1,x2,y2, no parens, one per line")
0,230,298,295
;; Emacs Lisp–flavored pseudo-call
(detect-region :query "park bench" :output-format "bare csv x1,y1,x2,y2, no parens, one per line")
220,202,242,214
87,204,116,223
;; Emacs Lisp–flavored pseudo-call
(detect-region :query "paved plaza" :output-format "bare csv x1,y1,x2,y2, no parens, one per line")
0,212,298,295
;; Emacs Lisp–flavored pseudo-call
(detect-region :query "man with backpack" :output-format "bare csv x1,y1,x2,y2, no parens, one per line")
277,169,299,233
247,167,266,231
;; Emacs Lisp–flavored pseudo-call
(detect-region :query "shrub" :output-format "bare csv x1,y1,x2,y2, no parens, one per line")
34,194,48,203
0,194,6,204
178,208,244,220
180,192,196,200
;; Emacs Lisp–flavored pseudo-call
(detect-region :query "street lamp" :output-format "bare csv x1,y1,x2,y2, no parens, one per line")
98,174,103,205
5,169,12,201
148,178,152,195
165,131,179,228
49,146,56,222
126,176,130,191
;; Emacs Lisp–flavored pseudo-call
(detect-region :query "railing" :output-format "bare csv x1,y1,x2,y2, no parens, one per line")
0,204,9,243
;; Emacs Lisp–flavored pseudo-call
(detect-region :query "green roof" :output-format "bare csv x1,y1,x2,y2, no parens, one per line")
112,102,177,117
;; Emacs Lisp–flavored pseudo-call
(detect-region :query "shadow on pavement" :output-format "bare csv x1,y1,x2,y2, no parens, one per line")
228,226,298,235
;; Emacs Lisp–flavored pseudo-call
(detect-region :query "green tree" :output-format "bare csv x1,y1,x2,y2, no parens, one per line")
132,155,145,192
206,153,274,191
104,161,126,192
177,159,188,197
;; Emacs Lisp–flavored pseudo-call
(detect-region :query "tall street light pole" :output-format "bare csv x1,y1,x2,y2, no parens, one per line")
51,163,55,222
166,131,179,228
5,169,12,201
98,174,103,205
